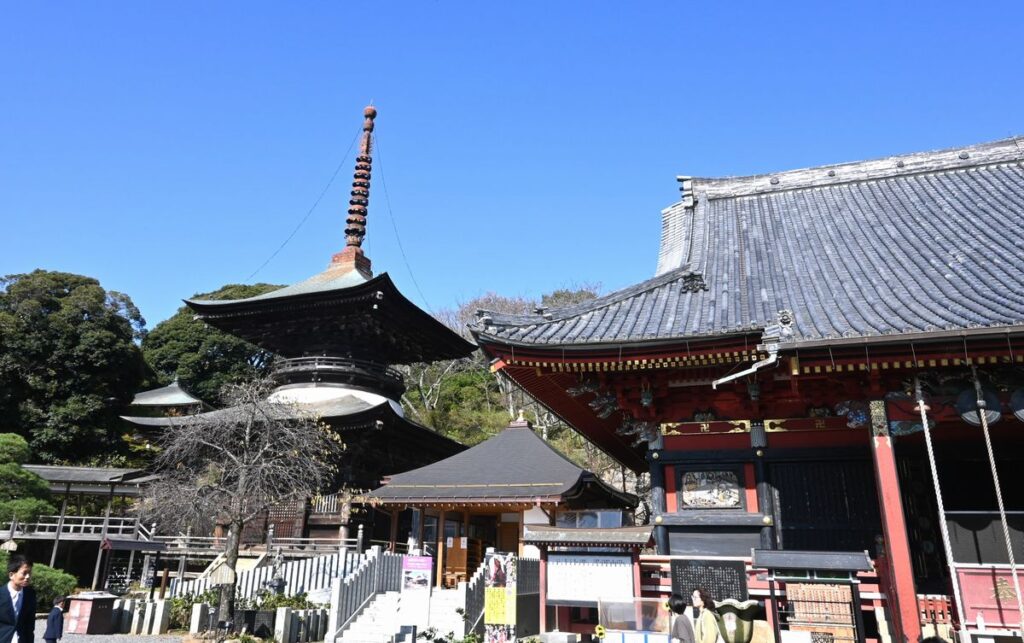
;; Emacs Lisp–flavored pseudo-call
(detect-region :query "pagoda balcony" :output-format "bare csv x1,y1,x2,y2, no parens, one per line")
271,356,405,398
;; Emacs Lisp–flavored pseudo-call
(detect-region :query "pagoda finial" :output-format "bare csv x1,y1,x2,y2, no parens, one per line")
345,105,377,249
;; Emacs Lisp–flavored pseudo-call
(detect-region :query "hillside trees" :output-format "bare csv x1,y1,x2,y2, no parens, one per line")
0,270,147,462
141,283,283,403
0,433,56,521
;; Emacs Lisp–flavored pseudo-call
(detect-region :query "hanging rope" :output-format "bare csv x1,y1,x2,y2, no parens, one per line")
970,365,1024,627
915,376,970,631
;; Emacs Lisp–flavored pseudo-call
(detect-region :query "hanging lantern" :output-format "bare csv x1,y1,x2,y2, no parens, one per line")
1010,389,1024,422
955,388,1002,426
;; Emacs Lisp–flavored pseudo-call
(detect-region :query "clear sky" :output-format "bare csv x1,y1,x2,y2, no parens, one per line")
2,1,1022,329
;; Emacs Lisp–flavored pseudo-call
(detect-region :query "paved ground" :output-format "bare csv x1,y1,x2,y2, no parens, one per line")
35,618,185,642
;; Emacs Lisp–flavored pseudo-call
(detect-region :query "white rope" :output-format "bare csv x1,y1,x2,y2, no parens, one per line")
970,365,1024,629
915,376,971,637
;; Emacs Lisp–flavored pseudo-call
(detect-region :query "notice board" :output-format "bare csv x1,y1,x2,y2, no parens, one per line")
670,559,748,601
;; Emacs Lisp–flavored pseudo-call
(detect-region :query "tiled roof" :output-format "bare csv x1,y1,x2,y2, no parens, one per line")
368,420,636,507
473,138,1024,348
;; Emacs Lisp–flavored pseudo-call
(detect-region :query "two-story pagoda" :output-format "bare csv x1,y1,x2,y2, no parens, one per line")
471,138,1024,643
135,107,475,541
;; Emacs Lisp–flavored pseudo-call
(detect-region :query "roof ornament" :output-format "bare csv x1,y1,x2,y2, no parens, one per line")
346,105,377,249
330,105,377,278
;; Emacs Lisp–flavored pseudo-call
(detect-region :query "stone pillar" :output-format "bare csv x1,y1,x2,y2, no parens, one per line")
190,603,209,634
274,606,293,643
869,400,921,643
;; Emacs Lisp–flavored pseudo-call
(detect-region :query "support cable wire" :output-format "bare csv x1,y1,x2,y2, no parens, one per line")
914,376,970,638
246,126,363,280
371,133,433,314
970,365,1024,629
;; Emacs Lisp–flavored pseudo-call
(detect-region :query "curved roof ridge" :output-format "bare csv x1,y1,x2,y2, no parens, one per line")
680,136,1024,201
473,266,700,330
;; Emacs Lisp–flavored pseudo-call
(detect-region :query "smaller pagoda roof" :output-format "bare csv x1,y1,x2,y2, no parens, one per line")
121,393,463,459
368,418,638,508
130,379,203,407
523,524,652,548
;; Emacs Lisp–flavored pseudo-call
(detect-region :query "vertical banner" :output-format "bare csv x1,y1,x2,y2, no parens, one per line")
399,555,433,628
484,551,517,643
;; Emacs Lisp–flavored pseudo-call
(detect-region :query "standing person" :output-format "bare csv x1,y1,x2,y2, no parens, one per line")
669,593,695,643
0,554,37,643
692,587,720,643
42,597,64,643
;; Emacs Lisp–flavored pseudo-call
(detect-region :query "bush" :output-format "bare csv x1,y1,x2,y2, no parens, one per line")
0,551,77,608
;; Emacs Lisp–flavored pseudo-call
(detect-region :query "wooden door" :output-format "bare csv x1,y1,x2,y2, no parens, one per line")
499,522,519,553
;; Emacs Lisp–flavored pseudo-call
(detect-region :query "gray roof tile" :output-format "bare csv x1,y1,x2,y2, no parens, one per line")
472,138,1024,347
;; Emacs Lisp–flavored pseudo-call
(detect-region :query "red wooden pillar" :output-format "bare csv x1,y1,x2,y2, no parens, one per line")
869,400,922,643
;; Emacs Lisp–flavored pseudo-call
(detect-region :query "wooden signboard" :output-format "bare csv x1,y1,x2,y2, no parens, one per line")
670,559,748,601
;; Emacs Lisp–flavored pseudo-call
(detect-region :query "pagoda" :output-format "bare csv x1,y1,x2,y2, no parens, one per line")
133,107,476,540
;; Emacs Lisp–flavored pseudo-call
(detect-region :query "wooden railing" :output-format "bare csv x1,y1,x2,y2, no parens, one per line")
2,515,140,539
310,493,340,515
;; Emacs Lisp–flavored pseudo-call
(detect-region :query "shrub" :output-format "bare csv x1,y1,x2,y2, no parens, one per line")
0,552,78,608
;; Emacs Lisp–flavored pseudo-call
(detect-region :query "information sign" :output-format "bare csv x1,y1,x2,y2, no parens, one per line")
670,559,747,601
547,553,634,603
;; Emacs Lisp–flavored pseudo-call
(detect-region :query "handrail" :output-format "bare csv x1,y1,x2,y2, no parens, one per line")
271,356,403,382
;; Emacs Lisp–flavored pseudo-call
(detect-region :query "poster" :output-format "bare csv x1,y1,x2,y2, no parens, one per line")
399,555,432,628
401,555,432,591
484,551,517,642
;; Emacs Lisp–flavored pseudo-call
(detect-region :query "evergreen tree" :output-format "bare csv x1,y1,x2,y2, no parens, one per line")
0,270,146,462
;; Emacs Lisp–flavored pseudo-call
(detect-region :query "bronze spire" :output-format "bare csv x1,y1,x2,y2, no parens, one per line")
345,105,376,249
330,105,376,278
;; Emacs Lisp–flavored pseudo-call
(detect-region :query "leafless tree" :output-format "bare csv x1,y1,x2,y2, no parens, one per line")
137,377,344,618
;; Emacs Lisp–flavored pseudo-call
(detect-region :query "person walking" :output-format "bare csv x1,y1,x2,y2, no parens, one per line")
669,593,696,643
0,554,38,643
42,597,64,643
692,587,720,643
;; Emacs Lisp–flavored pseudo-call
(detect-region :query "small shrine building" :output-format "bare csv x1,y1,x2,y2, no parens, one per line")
471,138,1024,643
368,416,637,587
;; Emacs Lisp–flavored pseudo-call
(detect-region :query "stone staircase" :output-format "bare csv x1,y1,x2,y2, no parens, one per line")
337,591,401,643
427,588,467,637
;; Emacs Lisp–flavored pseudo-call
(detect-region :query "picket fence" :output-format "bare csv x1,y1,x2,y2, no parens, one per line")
171,550,365,600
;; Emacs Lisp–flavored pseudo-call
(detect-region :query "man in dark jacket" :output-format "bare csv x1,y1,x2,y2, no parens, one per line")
42,596,63,643
0,553,37,643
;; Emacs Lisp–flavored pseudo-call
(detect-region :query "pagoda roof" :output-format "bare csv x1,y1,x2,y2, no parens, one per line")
472,137,1024,350
186,271,475,363
367,418,638,508
122,393,464,464
130,379,203,407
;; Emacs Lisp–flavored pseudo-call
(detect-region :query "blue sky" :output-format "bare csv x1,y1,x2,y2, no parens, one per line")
2,1,1022,328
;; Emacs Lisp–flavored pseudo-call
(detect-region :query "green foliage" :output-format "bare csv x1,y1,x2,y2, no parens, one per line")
0,270,147,462
0,433,30,465
142,283,282,403
168,589,220,629
0,551,76,607
0,434,55,521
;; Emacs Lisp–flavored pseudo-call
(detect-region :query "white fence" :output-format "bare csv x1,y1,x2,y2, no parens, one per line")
171,550,365,600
